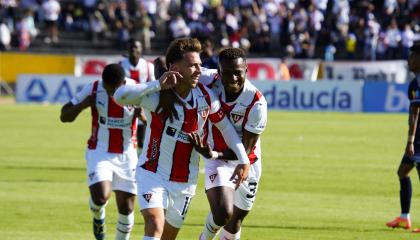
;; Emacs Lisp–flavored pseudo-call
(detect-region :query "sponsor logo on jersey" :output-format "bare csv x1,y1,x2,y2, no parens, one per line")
99,116,106,124
88,171,96,181
166,126,177,137
209,173,217,183
143,193,153,202
98,117,132,128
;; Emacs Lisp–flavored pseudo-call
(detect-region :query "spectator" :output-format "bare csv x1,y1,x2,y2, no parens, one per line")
42,0,60,44
279,58,291,81
325,42,336,61
0,20,11,50
200,38,218,69
346,32,357,59
169,14,190,39
402,23,415,59
385,19,401,59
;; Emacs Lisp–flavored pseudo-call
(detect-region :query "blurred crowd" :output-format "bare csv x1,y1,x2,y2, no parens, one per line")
0,0,419,60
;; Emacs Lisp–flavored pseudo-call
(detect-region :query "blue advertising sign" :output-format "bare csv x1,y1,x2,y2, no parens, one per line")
16,75,99,103
363,82,409,112
252,81,363,112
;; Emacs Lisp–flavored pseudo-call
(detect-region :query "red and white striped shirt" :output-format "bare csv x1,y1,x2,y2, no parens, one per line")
120,58,155,84
71,79,138,153
114,81,249,184
200,69,267,164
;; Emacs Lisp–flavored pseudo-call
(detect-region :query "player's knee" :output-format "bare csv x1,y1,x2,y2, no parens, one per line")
213,206,233,226
92,196,108,206
143,212,164,235
398,168,410,179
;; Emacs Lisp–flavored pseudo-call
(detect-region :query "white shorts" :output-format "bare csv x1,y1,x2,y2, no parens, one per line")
136,167,196,228
85,148,138,195
204,159,262,211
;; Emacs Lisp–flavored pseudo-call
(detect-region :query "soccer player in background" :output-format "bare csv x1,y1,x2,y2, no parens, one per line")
192,48,267,240
114,38,250,240
60,64,139,240
386,40,420,231
119,39,155,150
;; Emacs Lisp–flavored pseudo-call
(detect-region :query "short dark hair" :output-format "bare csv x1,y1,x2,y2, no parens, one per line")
102,64,125,86
165,38,202,68
128,38,141,47
219,48,246,63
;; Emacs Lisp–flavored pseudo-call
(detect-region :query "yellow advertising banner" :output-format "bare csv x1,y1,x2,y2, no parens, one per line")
0,53,75,83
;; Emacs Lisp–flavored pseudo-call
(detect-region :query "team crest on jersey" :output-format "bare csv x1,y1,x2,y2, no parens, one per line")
198,106,210,120
199,109,209,119
231,113,243,123
209,173,218,183
143,193,153,202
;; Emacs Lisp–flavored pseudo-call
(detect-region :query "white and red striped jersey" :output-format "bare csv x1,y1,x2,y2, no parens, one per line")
139,83,226,183
114,81,250,184
119,58,155,83
71,79,138,153
200,70,268,164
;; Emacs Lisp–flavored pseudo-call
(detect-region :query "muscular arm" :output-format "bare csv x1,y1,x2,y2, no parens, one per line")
60,96,92,122
114,71,180,107
406,103,420,157
213,117,249,165
114,81,161,106
217,129,260,160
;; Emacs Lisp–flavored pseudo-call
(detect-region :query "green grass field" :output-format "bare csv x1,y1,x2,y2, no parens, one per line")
1,103,420,239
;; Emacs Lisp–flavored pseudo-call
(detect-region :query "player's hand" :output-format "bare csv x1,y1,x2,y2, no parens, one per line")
189,132,213,159
230,163,250,190
159,71,182,90
406,142,415,158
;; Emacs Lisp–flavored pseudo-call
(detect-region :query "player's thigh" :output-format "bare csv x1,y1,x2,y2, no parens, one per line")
110,148,138,194
234,160,262,211
165,184,195,230
206,186,235,219
137,167,169,210
204,159,236,191
85,149,114,203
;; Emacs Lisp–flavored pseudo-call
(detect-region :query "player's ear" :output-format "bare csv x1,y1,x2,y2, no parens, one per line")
169,63,178,72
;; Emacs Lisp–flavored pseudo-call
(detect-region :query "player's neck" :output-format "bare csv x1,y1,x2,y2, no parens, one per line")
225,88,243,103
129,57,139,67
174,85,192,99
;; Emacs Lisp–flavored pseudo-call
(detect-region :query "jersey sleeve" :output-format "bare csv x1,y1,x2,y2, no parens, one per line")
199,67,218,87
244,101,267,135
148,62,156,81
114,81,160,111
207,87,225,124
70,82,93,105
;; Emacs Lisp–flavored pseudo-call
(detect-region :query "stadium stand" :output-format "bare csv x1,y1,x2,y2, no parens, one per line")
0,0,419,58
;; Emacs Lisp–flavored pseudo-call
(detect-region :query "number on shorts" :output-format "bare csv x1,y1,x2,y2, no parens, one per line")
181,196,192,217
246,182,258,199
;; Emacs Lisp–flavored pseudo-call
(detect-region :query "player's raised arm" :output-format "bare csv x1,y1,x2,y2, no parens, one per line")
114,71,181,106
60,83,94,123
